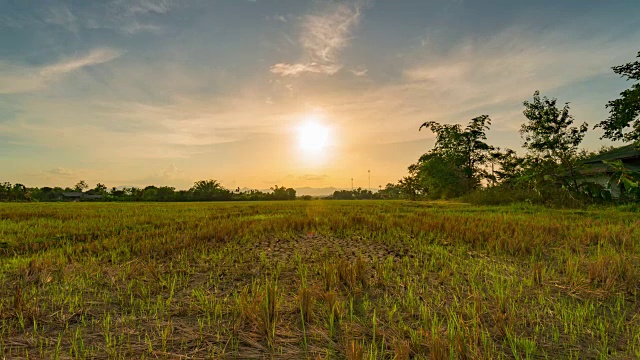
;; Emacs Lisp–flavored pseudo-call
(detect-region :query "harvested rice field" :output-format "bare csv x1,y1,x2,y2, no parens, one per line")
1,201,639,359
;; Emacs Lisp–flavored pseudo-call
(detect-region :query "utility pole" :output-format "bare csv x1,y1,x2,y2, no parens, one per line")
351,178,354,190
368,170,371,192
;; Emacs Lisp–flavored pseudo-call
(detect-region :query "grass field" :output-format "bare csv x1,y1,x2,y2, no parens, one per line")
1,201,639,359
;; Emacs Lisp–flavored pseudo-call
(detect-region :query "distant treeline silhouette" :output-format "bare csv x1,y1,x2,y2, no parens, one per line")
0,179,416,202
0,180,298,202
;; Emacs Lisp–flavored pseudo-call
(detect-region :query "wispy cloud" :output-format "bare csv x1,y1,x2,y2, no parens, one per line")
301,1,365,63
161,164,183,180
43,5,78,32
40,49,121,76
0,48,121,94
400,26,638,119
0,1,173,34
350,68,368,77
271,0,367,77
44,167,76,177
272,15,288,23
96,0,173,34
270,62,341,77
124,0,172,16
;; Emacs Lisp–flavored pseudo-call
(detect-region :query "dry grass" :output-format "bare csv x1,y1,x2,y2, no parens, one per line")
0,201,639,358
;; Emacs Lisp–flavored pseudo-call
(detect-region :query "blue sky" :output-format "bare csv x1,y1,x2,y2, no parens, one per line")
1,0,639,190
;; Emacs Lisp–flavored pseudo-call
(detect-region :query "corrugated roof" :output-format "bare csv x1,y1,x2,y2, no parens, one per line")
61,192,83,197
584,144,640,164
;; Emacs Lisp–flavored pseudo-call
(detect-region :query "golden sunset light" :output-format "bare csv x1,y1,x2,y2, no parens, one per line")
297,116,331,155
2,1,640,358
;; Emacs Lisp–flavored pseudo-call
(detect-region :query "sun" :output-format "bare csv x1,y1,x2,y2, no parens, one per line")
298,118,330,154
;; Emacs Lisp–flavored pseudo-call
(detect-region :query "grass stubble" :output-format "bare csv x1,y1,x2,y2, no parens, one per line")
0,201,639,359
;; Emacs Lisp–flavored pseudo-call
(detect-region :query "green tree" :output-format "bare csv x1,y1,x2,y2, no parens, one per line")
332,190,355,200
488,148,525,186
413,115,494,198
110,187,125,198
520,91,588,189
271,185,296,200
605,160,640,201
34,187,59,201
74,180,88,192
156,186,176,201
191,179,231,201
411,153,469,199
0,182,12,201
378,183,404,199
90,183,108,195
142,186,158,201
9,183,30,201
596,51,640,143
125,187,143,201
420,115,493,184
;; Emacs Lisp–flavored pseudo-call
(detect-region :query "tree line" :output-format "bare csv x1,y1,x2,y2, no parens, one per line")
387,51,640,205
0,180,298,202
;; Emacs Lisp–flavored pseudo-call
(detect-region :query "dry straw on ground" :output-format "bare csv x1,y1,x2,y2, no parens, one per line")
1,201,639,358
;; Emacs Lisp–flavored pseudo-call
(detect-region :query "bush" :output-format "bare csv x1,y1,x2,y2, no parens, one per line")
462,186,591,208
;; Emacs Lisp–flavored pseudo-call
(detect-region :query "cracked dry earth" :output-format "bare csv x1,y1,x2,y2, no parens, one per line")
252,233,413,264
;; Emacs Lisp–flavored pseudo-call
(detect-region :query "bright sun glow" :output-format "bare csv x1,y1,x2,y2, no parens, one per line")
298,118,330,154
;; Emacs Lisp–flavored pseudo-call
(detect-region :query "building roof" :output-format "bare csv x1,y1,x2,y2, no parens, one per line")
583,144,640,164
579,144,640,175
60,192,103,199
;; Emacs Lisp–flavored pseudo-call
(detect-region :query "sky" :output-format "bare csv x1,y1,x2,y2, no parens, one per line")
1,0,639,192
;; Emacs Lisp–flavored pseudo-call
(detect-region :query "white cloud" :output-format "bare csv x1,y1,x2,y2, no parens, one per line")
0,1,172,34
44,167,75,177
0,48,121,94
271,0,367,77
125,0,172,16
301,1,364,63
40,49,121,76
350,68,368,77
270,62,341,76
161,164,183,180
121,22,163,34
400,26,637,117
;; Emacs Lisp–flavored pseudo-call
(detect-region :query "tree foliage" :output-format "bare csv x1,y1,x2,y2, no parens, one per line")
331,188,374,200
488,148,525,185
270,186,297,200
419,115,493,182
0,180,300,202
596,51,640,143
74,180,88,192
604,160,640,201
191,179,231,201
0,182,31,201
409,115,493,198
520,91,588,188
